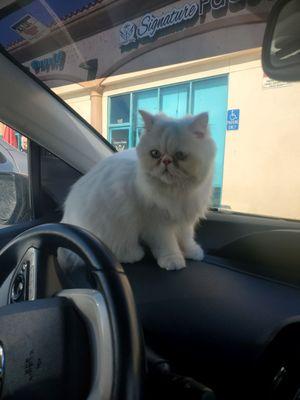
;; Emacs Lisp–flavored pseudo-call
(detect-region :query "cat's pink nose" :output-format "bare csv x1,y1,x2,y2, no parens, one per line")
162,158,172,166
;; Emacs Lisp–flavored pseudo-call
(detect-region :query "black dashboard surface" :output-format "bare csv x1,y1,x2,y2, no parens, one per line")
124,255,300,399
2,217,300,399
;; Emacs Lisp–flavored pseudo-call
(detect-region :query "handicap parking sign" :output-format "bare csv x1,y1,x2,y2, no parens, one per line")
227,109,240,131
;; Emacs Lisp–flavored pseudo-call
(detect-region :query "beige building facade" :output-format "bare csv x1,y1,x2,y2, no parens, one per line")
54,48,300,220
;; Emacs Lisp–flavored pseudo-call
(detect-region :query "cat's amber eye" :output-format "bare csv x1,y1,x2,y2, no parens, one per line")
150,149,161,159
175,151,187,161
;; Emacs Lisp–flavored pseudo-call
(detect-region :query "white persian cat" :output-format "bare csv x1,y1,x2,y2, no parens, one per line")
61,110,216,270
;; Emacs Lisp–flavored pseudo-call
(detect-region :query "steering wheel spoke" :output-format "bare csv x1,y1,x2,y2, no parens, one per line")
58,289,113,400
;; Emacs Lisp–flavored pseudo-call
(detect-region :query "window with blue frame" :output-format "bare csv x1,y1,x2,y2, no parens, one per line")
109,94,131,150
133,89,158,146
160,83,189,118
108,75,228,206
110,94,130,124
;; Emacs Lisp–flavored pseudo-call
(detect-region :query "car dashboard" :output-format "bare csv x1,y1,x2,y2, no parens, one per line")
1,226,300,399
124,228,300,400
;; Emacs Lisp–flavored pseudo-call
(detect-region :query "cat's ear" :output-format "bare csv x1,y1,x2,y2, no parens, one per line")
139,110,155,131
190,112,209,139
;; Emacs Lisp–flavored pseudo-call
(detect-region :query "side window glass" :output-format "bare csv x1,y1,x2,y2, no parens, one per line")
40,148,81,208
0,122,30,227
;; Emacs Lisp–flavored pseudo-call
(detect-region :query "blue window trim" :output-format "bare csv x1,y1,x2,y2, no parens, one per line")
108,73,228,148
129,92,133,147
188,81,193,114
109,126,131,149
107,73,228,102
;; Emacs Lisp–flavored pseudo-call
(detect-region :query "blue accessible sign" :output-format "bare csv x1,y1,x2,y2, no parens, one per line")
227,109,240,130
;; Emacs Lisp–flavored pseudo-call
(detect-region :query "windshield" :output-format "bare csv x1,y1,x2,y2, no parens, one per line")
0,0,299,220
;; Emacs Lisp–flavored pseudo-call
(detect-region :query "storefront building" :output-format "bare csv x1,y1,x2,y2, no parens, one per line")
5,0,300,219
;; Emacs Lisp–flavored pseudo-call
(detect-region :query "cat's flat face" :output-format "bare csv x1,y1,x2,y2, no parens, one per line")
136,111,216,187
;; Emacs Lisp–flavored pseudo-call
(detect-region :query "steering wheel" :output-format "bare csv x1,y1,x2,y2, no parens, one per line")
0,223,144,400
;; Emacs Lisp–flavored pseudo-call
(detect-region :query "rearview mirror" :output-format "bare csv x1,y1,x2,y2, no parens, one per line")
0,172,30,226
262,0,300,82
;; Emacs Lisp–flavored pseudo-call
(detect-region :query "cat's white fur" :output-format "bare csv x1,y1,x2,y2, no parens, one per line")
61,111,216,270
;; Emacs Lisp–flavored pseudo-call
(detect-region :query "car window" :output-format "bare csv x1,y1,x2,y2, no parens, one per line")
40,148,81,208
0,0,299,220
0,123,30,227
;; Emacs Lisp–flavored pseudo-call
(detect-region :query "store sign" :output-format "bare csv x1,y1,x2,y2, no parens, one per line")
112,139,128,152
120,2,198,46
24,48,98,86
11,14,49,42
198,0,253,15
119,0,271,48
31,51,66,74
262,73,290,89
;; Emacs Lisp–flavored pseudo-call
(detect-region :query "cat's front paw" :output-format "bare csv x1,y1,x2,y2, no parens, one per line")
184,243,204,261
158,254,186,271
118,246,145,263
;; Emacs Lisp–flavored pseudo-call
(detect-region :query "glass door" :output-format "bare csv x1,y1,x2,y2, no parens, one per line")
160,83,189,118
192,75,228,205
108,94,132,150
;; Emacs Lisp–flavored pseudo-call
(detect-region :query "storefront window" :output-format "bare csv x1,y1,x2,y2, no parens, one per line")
110,128,130,152
133,89,158,145
110,94,130,125
160,84,189,118
107,76,229,206
192,76,229,203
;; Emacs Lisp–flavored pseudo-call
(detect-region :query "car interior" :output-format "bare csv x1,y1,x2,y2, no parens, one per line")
0,0,299,399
